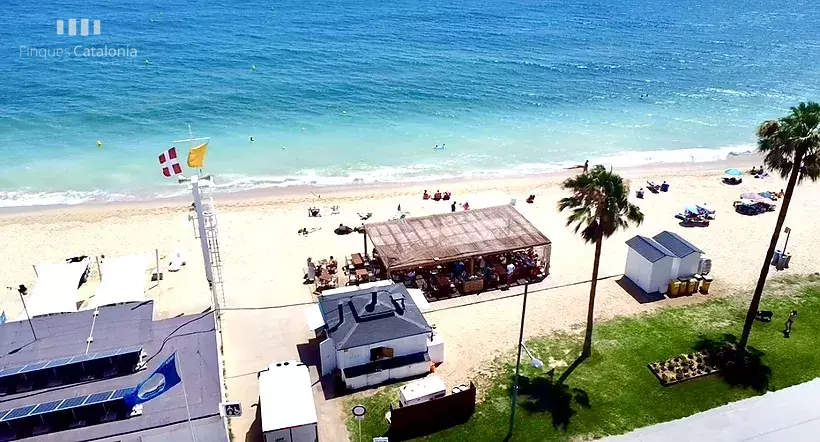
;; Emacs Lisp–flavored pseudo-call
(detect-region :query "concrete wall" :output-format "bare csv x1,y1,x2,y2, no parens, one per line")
345,359,432,390
678,253,701,278
337,334,428,370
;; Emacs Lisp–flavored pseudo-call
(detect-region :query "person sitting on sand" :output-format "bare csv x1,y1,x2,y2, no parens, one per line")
777,189,785,198
434,190,442,201
636,188,645,199
328,256,338,274
462,202,470,211
526,194,535,204
751,166,758,175
423,190,430,200
443,191,451,201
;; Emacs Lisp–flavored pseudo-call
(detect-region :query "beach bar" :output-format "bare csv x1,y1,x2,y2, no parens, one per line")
364,205,551,298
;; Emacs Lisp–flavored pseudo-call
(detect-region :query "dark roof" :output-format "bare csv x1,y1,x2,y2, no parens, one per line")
653,231,704,258
319,284,431,350
626,236,675,263
0,302,225,442
365,205,551,270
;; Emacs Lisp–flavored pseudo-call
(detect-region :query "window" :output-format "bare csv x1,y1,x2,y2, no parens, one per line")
370,347,394,361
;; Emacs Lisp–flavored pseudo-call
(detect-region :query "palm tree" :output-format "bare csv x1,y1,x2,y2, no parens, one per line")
738,102,820,351
558,165,644,358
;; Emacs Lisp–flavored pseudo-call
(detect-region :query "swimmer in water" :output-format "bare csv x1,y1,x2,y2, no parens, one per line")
249,136,255,143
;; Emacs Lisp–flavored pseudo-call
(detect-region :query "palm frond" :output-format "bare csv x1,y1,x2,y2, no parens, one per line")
558,166,644,244
757,101,820,183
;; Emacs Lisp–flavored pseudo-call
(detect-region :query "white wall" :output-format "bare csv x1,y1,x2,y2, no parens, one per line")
625,249,680,293
345,359,431,390
678,253,701,278
337,334,428,370
625,249,653,292
649,257,675,293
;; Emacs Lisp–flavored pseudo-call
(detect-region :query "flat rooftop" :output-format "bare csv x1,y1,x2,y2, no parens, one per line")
0,301,226,441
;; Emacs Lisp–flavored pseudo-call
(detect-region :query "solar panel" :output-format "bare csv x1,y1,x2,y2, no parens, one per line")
68,354,94,364
18,362,48,374
117,346,143,356
84,391,114,405
112,388,134,399
0,367,21,377
57,396,86,410
30,401,61,416
94,350,119,359
0,405,36,422
44,357,73,368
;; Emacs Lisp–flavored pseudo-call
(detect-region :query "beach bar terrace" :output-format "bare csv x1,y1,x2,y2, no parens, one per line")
364,205,551,298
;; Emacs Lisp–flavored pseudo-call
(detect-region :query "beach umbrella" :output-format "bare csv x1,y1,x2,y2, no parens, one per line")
696,203,715,214
725,168,743,177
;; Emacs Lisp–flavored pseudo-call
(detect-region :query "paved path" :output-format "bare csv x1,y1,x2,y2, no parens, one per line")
607,378,820,442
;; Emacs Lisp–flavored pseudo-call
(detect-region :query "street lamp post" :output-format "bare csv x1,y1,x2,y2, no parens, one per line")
508,283,533,439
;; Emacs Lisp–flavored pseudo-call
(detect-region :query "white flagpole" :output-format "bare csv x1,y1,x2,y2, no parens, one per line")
175,352,197,442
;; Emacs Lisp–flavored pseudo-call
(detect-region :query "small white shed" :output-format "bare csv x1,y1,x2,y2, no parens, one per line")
653,231,704,278
258,361,318,442
625,236,676,294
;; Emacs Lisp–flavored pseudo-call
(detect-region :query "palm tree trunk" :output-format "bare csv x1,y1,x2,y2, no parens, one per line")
582,230,604,358
738,149,805,351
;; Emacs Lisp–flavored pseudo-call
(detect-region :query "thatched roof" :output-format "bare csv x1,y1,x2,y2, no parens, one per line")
365,205,551,271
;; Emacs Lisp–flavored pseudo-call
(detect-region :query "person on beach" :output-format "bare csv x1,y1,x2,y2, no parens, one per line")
423,190,430,200
451,201,456,212
583,160,589,173
462,202,470,211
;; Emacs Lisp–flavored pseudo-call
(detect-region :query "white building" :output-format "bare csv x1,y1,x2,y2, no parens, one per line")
306,284,444,390
624,231,705,294
652,231,704,277
625,236,677,294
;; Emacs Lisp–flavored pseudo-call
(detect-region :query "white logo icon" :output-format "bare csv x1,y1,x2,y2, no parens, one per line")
56,19,100,36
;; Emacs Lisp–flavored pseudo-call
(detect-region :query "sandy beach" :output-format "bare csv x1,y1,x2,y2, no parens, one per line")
1,153,818,441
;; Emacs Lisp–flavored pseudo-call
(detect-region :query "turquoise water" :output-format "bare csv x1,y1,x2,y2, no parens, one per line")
1,0,819,206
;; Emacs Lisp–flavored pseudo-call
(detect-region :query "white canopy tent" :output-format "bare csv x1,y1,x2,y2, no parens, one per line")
17,259,90,320
90,254,151,308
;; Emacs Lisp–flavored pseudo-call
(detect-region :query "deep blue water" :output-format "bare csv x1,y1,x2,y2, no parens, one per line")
1,0,818,206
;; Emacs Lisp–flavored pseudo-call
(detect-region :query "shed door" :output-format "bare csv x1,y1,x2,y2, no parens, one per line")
319,338,337,376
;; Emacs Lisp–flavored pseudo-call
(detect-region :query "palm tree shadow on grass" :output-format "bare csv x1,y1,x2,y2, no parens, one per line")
694,333,772,392
515,365,591,431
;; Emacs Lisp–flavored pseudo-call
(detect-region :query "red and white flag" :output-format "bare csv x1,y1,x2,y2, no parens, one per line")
158,147,183,177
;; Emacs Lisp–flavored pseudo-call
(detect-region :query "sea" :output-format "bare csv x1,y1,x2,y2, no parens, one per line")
1,0,819,207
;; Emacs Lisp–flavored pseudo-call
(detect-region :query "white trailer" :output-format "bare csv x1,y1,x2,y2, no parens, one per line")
399,374,446,407
259,361,318,442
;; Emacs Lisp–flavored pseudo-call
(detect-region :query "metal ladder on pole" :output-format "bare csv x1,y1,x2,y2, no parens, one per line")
203,194,226,311
191,187,226,311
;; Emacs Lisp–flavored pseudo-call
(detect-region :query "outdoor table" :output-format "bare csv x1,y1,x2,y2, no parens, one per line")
352,253,364,268
355,268,369,282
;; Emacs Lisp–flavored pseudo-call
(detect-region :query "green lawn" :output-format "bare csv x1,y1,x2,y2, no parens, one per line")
346,279,820,441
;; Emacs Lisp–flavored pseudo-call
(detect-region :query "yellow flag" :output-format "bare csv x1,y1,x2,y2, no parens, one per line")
187,143,208,168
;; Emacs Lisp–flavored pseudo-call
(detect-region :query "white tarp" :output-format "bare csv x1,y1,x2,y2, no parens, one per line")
258,361,317,433
304,304,325,331
406,288,430,312
17,259,90,320
91,254,150,308
318,279,392,297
